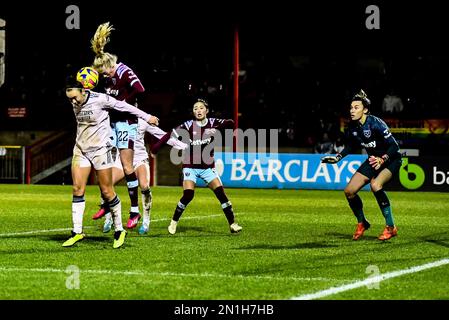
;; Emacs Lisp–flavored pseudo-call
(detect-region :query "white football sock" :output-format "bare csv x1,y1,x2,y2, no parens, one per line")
141,189,152,227
72,201,85,234
104,212,112,222
108,196,124,232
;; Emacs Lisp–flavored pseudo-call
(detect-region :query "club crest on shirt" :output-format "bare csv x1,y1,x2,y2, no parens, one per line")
363,130,371,138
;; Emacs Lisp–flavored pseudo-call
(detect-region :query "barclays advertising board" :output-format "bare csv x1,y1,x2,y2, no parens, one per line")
197,152,370,190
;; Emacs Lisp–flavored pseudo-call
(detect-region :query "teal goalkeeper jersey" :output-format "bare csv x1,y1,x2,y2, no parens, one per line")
340,115,401,159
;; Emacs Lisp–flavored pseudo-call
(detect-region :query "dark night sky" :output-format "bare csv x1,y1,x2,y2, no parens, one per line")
1,0,448,125
3,0,448,64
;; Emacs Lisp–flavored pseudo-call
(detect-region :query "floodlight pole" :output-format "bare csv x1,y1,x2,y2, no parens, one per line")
233,25,239,152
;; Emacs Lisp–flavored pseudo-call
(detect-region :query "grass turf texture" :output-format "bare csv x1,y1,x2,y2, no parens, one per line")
0,184,448,300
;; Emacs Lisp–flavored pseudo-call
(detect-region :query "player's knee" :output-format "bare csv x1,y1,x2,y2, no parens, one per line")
100,187,115,201
370,181,383,192
139,181,149,190
181,189,194,204
72,185,85,196
122,165,134,175
103,191,116,202
344,187,356,199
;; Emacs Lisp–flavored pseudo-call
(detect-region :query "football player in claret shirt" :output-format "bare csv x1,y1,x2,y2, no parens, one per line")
151,98,243,234
90,22,146,229
321,90,401,241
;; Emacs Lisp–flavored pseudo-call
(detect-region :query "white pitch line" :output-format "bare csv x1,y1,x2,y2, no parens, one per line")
174,214,223,221
0,214,225,237
0,267,144,276
292,258,449,300
0,266,342,282
0,227,94,237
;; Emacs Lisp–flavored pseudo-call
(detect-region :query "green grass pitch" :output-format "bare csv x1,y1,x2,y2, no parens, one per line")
0,184,448,300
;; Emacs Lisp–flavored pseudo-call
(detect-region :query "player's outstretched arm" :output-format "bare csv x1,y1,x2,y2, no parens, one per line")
144,123,187,150
215,119,235,129
148,115,159,126
151,131,172,155
106,96,158,125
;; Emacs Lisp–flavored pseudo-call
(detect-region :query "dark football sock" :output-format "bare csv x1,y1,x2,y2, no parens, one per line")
125,173,139,209
373,189,395,227
214,186,235,225
347,194,367,223
173,189,194,221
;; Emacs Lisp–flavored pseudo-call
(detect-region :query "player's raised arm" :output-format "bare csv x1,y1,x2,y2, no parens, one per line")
212,118,235,130
103,95,159,125
151,123,187,154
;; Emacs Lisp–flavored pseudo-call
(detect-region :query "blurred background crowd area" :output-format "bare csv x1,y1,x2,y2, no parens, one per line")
2,53,448,153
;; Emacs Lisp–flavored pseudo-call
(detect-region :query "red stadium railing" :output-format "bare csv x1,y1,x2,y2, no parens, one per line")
25,131,75,184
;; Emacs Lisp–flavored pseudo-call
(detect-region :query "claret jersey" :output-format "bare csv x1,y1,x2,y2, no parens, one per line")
104,62,145,123
172,118,234,169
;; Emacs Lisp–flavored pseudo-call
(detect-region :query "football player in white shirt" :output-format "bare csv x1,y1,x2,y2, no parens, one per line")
63,77,159,248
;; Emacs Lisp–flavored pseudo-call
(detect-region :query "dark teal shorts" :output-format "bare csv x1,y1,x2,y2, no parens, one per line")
356,156,402,180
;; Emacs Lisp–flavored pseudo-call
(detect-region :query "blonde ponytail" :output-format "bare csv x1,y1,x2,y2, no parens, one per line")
90,22,118,73
91,22,113,55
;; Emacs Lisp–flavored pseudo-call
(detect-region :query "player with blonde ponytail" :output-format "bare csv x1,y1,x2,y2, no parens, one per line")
91,22,118,76
90,22,151,230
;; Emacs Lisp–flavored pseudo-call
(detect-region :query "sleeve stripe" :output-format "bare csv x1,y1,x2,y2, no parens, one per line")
130,79,141,86
117,64,129,78
184,120,193,130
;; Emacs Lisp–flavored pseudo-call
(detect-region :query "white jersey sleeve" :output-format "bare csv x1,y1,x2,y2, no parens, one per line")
103,95,152,123
133,119,150,163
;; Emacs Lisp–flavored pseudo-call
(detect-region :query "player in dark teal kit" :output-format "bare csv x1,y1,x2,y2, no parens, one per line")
321,90,401,241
